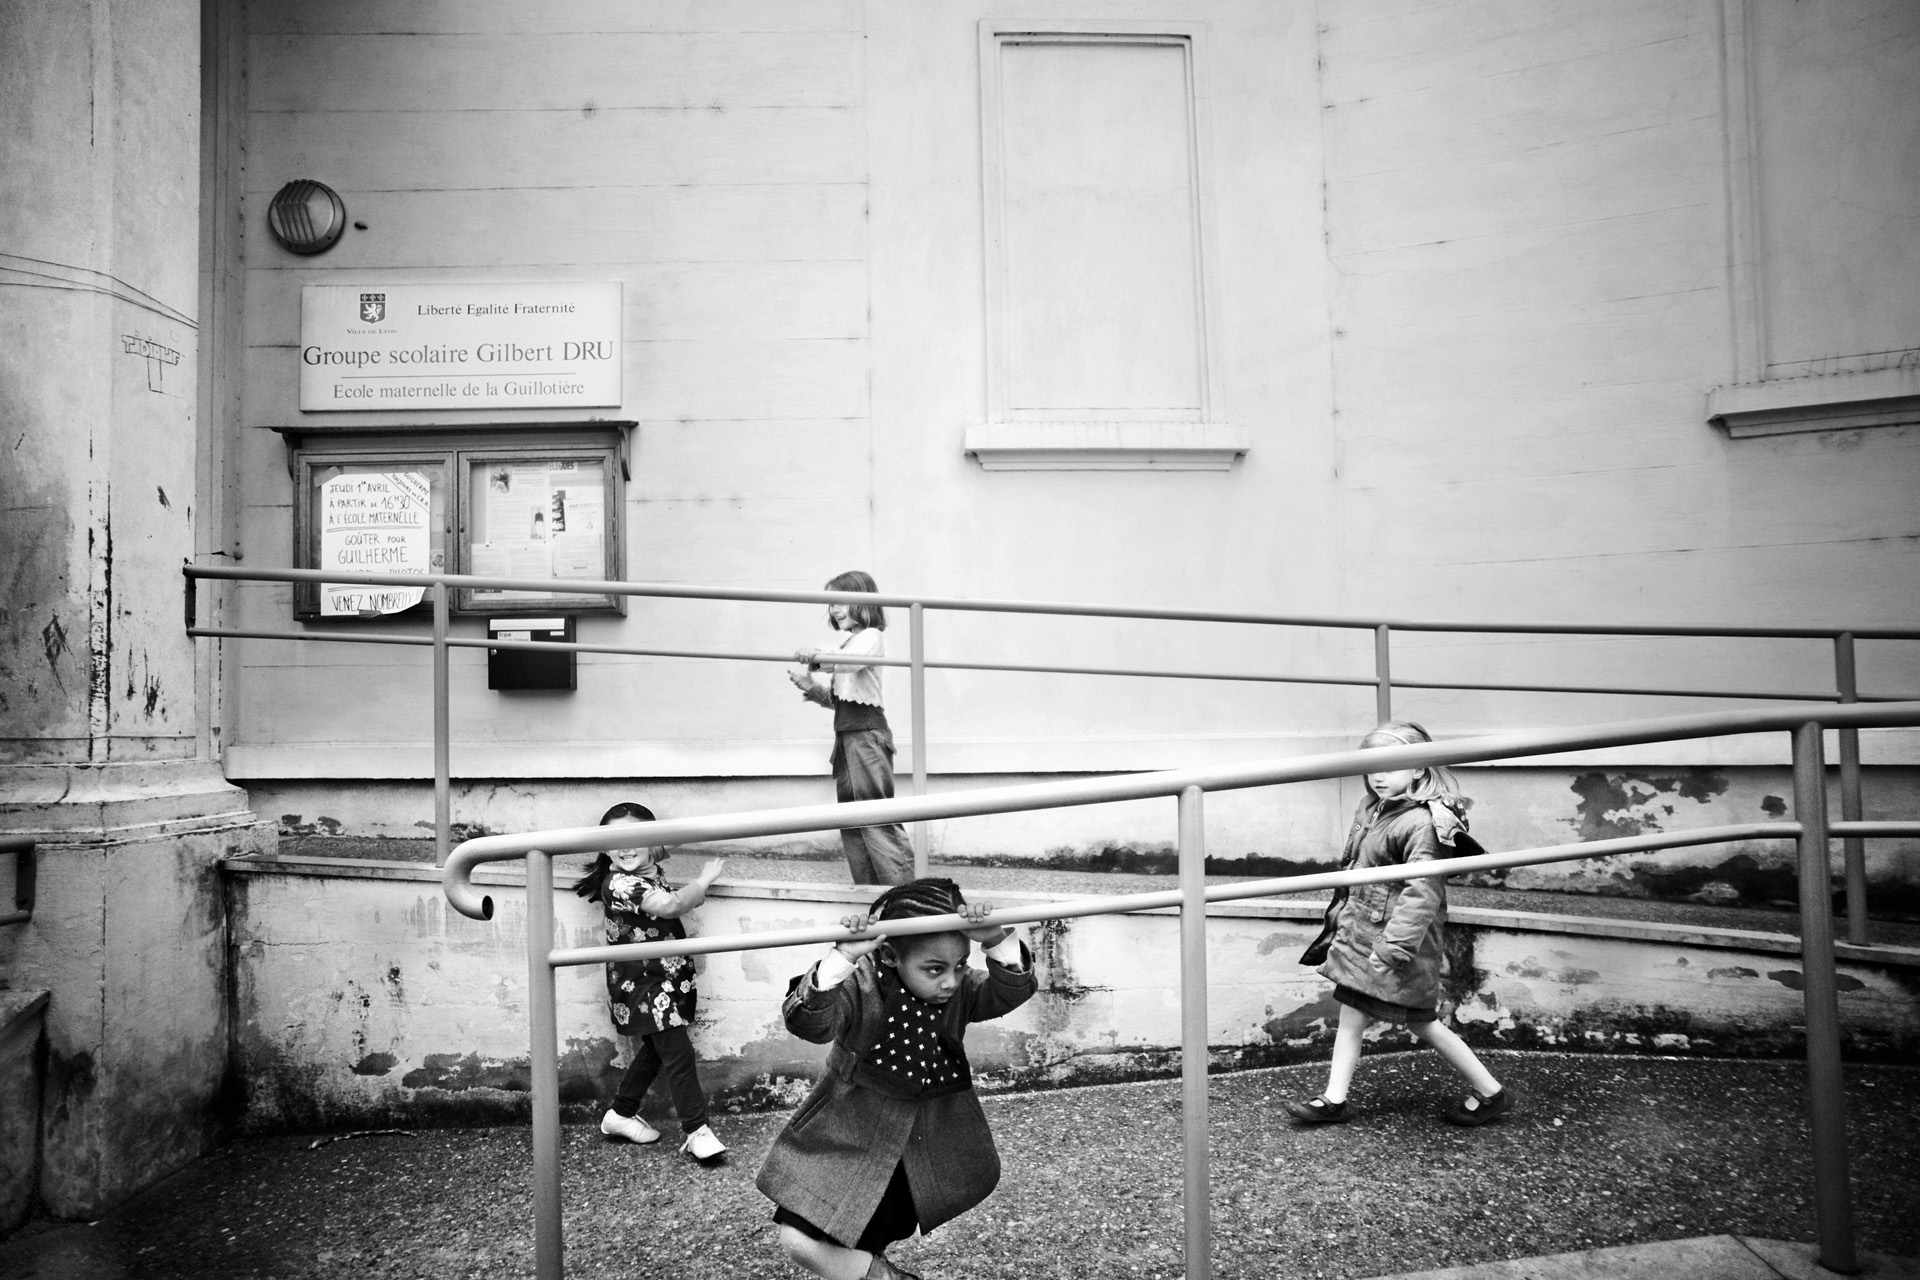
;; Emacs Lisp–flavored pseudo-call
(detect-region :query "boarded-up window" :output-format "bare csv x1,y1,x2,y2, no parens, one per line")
974,24,1241,469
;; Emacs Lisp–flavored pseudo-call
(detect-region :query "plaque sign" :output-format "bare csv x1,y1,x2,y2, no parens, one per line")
299,282,621,411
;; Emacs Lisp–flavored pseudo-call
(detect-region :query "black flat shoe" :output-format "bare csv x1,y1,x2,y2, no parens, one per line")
1444,1086,1513,1127
1284,1095,1351,1125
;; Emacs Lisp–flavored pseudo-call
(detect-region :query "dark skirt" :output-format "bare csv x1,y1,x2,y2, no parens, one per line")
1333,982,1437,1026
774,1161,920,1253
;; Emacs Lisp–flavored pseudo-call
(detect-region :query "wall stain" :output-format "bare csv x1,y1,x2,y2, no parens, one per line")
1708,966,1760,980
46,1048,98,1127
1261,989,1342,1044
1761,795,1788,817
156,486,171,510
1766,969,1865,993
401,1052,531,1093
280,815,345,837
350,1052,399,1076
1021,844,1339,877
1506,957,1602,985
41,615,69,687
1629,853,1798,909
1565,769,1730,839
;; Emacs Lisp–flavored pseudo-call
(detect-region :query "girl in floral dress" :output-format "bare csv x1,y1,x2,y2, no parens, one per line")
574,801,729,1161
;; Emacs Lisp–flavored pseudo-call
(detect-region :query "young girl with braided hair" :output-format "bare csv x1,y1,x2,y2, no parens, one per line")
1287,721,1513,1127
757,878,1037,1280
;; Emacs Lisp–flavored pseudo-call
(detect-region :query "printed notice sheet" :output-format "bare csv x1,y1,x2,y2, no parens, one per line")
470,460,605,597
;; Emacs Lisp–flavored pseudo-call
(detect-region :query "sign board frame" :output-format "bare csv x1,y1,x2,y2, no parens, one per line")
287,425,629,620
299,282,622,412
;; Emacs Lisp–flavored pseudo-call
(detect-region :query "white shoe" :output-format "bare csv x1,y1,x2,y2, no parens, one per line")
599,1109,660,1144
680,1124,727,1162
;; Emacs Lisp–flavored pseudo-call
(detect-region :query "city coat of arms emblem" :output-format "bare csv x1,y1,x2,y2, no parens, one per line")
359,293,386,323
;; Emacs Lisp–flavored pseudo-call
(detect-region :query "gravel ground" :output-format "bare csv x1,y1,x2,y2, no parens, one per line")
5,1054,1916,1279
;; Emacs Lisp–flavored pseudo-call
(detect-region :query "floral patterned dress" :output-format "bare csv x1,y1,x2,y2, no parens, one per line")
603,866,697,1035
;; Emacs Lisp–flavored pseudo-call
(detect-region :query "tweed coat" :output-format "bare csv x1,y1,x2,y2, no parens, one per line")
756,941,1037,1246
1317,796,1456,1009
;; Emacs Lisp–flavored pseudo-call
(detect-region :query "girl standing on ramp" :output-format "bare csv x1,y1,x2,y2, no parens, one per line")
789,570,917,886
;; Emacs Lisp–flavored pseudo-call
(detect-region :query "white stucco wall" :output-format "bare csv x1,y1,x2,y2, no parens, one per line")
206,2,1919,874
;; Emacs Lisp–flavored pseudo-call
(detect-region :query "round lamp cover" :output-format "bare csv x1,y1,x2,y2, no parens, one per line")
267,179,347,255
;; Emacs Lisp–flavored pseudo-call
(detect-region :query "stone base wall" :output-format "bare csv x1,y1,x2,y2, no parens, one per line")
249,764,1920,914
0,773,276,1220
223,858,1920,1134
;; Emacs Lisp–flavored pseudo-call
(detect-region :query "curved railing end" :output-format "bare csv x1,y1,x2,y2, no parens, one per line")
442,843,496,921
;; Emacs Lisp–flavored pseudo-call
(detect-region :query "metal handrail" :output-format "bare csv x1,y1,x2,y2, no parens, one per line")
549,819,1920,968
181,563,1920,639
0,836,34,927
186,562,1917,939
442,699,1919,919
451,701,1918,1280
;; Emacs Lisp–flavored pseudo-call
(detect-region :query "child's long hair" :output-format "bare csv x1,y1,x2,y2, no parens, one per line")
1361,720,1465,808
574,802,658,903
825,569,886,631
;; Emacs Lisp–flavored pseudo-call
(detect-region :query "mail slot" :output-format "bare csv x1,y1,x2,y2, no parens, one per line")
487,616,576,691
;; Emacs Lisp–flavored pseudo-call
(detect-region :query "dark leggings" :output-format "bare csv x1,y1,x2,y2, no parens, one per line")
610,1025,708,1134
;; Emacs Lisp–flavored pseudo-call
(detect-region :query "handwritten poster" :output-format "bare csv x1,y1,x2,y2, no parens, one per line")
469,460,605,598
319,472,431,615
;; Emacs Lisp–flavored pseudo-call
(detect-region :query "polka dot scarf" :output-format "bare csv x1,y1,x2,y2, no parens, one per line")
865,977,964,1095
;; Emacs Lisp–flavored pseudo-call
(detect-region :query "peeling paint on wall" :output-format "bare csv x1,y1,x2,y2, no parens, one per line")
1766,969,1865,993
1565,769,1731,840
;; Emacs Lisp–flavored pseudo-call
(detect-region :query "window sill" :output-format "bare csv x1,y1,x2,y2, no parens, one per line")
1708,367,1920,437
963,421,1248,471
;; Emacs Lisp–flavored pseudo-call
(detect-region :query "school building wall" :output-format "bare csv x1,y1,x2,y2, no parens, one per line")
206,0,1920,889
0,0,1912,1229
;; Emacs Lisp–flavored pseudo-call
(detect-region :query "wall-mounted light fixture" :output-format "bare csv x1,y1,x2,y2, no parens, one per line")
267,180,347,255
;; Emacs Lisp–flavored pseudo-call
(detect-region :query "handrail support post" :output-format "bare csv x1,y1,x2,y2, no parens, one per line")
1374,625,1392,724
910,602,929,878
1791,721,1858,1275
1178,785,1210,1280
433,581,451,868
1834,634,1867,945
526,848,565,1280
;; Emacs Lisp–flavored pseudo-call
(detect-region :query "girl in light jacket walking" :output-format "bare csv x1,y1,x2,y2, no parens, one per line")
1287,721,1513,1127
789,570,916,886
758,878,1036,1280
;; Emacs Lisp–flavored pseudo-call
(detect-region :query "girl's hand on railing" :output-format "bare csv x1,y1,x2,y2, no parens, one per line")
957,901,1012,946
794,647,823,668
833,914,887,959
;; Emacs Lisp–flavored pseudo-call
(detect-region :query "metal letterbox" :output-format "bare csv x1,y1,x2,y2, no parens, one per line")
487,616,576,691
